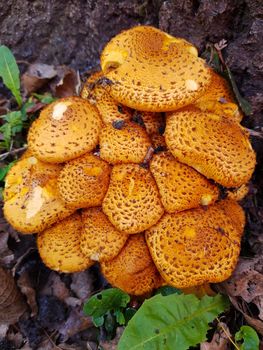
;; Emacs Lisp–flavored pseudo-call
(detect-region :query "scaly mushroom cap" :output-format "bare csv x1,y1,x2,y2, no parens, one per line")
100,26,212,112
99,121,152,164
3,156,74,234
80,207,128,262
146,201,242,288
216,199,245,235
165,108,256,187
81,71,132,124
226,184,249,201
194,70,242,123
58,153,111,209
103,164,164,234
37,213,93,273
28,97,102,163
150,152,219,212
101,234,162,295
132,111,164,135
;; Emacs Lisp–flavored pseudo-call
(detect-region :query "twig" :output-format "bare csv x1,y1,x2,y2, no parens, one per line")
216,317,240,350
0,146,27,161
245,128,263,139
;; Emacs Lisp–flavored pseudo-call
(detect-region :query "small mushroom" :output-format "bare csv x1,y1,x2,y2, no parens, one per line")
100,26,212,112
150,151,219,212
4,155,74,234
146,200,243,288
165,107,256,187
101,234,162,295
99,121,152,164
226,184,249,201
102,164,164,234
37,213,93,273
80,207,128,262
58,153,111,209
28,96,102,163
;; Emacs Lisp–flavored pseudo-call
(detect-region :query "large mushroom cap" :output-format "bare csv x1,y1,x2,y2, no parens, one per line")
100,26,212,112
146,201,242,288
80,207,128,262
58,153,111,209
28,96,102,163
101,234,162,295
194,70,242,123
3,155,74,234
102,164,164,234
37,213,93,273
99,121,152,164
150,151,219,212
165,108,256,187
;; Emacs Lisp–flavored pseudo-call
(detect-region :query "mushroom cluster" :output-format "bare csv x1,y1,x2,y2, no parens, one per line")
3,26,256,295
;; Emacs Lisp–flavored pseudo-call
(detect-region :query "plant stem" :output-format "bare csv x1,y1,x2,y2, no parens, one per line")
0,146,27,161
216,317,240,350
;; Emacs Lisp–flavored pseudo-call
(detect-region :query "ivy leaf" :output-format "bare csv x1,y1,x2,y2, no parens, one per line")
83,288,130,319
93,315,105,327
114,309,126,325
118,294,229,350
0,45,22,107
235,325,259,350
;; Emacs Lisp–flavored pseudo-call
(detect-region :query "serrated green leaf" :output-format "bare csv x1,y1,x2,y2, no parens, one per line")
114,309,126,325
93,315,105,327
235,325,259,350
225,66,252,116
83,288,130,319
155,285,182,296
118,294,229,350
0,45,22,106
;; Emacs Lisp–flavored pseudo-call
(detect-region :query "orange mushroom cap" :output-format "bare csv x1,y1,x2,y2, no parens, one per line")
37,213,93,273
150,151,219,212
80,207,128,262
165,107,256,187
100,26,212,112
58,153,111,209
102,164,164,234
99,121,152,164
81,71,132,124
101,234,162,295
3,155,73,234
146,201,242,288
28,96,102,163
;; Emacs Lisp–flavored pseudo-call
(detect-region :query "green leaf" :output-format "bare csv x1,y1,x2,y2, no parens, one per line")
83,288,130,319
0,46,22,106
225,66,252,116
235,325,259,350
118,294,229,350
155,285,182,296
0,161,16,181
114,309,126,325
124,308,137,324
92,315,105,327
32,92,56,104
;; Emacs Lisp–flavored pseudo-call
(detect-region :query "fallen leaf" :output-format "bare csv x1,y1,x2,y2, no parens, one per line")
200,322,230,350
17,269,38,317
0,231,14,267
0,267,27,325
21,63,57,94
58,308,93,340
40,272,70,302
99,327,124,350
50,66,80,98
70,271,94,301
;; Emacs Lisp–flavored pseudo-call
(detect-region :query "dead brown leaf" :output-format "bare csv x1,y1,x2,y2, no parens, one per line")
70,271,94,301
219,256,263,321
200,322,230,350
17,269,38,317
58,308,93,340
0,231,14,267
99,327,124,350
50,66,80,98
0,267,27,325
21,63,57,94
40,272,70,302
